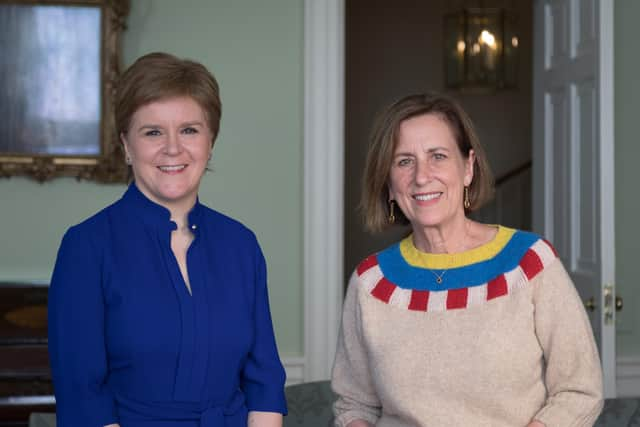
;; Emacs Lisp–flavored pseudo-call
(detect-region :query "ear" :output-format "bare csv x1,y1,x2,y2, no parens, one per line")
120,132,131,158
464,149,475,187
386,182,395,202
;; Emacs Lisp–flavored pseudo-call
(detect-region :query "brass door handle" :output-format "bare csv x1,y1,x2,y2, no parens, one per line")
584,297,596,312
584,294,622,314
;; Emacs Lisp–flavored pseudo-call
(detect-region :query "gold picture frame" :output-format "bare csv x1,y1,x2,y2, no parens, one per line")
0,0,129,182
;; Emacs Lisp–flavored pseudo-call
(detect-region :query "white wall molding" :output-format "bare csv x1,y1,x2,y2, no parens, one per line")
617,356,640,397
303,0,345,382
283,356,306,386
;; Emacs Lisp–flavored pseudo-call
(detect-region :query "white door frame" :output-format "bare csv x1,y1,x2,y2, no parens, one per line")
597,0,616,398
303,0,345,381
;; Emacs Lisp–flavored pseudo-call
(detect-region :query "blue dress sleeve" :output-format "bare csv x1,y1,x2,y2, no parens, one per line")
240,242,288,415
48,226,118,427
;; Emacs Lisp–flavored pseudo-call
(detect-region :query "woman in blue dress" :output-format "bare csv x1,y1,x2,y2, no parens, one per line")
48,52,287,427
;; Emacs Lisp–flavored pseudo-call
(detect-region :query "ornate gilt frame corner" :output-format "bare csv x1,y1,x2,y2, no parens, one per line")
0,0,130,183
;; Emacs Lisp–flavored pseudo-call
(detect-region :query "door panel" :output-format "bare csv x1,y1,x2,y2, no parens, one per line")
575,81,597,274
533,0,616,397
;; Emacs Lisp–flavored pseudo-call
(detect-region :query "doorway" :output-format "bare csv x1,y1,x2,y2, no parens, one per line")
344,0,534,280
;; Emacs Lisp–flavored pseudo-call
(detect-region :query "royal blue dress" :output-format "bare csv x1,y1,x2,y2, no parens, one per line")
48,183,287,427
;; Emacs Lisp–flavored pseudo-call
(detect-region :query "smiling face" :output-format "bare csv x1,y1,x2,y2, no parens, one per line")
121,96,213,212
388,113,475,233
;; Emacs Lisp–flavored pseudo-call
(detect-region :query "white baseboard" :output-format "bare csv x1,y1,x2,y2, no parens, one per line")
283,356,306,386
617,356,640,397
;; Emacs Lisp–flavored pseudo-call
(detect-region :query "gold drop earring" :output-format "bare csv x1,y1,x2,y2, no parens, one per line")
464,186,470,209
388,200,396,224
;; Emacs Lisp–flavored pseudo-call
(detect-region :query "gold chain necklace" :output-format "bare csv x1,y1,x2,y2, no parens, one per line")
424,226,469,285
429,269,447,284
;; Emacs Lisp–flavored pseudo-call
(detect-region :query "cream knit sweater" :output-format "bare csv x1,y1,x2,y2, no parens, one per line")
331,227,603,427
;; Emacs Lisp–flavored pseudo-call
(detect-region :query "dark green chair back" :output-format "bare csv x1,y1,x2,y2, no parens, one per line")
284,380,336,427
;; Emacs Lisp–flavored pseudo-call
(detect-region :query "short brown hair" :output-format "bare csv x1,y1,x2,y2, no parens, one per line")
361,92,494,232
116,52,221,143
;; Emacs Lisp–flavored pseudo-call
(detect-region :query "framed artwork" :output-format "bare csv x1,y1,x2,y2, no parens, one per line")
0,0,129,182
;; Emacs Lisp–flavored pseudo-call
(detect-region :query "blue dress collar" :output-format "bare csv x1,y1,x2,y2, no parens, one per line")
122,182,203,233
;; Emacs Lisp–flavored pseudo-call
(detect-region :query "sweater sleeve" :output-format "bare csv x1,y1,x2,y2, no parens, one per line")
240,241,287,414
48,226,118,427
532,258,604,427
331,272,381,427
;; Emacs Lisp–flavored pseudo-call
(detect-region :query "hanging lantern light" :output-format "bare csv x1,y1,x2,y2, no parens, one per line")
444,7,519,91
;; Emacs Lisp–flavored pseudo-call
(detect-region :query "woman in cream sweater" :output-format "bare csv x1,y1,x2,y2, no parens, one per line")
331,93,603,427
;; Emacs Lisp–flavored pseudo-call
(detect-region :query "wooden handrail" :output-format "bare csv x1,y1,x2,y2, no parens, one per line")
495,160,532,187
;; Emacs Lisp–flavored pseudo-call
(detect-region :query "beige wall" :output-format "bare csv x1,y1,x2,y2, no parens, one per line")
0,0,304,357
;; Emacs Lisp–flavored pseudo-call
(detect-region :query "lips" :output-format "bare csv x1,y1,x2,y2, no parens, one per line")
413,192,442,202
158,164,187,172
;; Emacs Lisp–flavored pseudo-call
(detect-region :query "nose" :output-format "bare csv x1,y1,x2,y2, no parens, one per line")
414,159,432,186
164,132,182,155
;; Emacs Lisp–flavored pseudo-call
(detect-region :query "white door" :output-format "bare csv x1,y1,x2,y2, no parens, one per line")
532,0,616,397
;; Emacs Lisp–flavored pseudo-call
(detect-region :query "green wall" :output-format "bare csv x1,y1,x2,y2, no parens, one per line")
0,0,304,357
615,0,640,358
2,0,637,363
